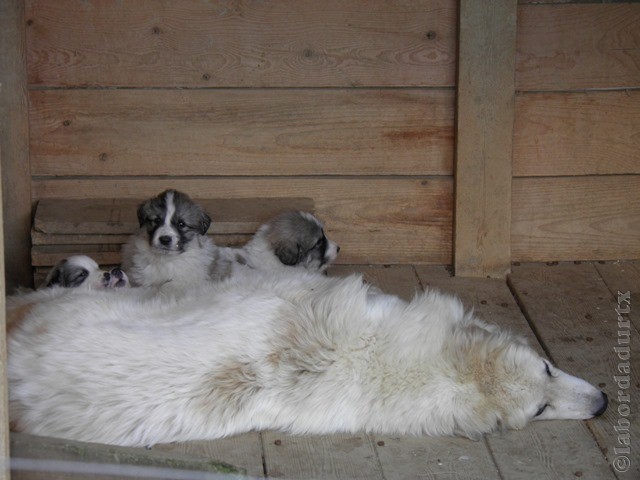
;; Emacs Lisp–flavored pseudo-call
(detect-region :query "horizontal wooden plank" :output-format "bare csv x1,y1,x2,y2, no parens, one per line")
26,0,456,88
32,177,454,264
33,197,314,235
514,91,640,176
512,176,640,261
29,89,454,177
31,232,252,247
516,4,640,90
32,244,122,267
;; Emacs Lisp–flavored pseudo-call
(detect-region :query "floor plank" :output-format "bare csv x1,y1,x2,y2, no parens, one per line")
152,433,264,478
415,266,616,480
508,262,638,479
595,261,640,332
261,433,382,480
11,433,245,480
372,435,500,480
328,264,421,301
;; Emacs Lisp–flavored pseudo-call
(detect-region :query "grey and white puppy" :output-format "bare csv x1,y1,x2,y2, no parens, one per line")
211,211,340,281
120,189,215,289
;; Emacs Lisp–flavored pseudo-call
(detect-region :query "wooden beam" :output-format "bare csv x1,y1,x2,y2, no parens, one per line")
1,0,32,290
454,0,517,278
0,148,9,480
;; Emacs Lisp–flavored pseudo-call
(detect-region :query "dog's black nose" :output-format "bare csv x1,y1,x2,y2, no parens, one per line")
593,392,608,417
103,272,111,281
337,245,341,253
159,236,172,246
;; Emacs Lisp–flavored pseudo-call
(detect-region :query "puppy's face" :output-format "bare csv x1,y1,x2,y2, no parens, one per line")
265,211,339,272
45,255,129,290
137,189,211,254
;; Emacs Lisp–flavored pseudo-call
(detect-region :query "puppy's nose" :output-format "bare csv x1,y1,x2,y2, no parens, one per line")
336,245,341,253
159,236,172,246
593,392,608,417
103,272,111,281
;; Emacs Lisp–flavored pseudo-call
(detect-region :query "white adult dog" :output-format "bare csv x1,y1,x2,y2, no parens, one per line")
8,270,607,447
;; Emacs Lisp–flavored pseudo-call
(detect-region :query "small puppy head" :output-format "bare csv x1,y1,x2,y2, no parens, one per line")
44,255,129,290
137,189,211,253
264,211,339,272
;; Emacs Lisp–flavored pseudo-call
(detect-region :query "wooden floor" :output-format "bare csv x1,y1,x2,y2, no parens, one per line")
10,261,639,480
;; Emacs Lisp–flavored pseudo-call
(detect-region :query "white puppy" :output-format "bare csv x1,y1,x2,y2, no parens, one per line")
44,255,128,290
7,255,128,332
8,270,607,447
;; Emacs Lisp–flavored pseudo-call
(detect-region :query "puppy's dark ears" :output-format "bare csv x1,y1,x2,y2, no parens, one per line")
198,211,212,235
44,260,88,288
45,262,64,288
137,201,151,228
274,242,301,266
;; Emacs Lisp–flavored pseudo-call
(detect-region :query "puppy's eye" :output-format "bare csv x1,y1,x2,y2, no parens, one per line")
177,220,186,229
152,217,162,226
544,361,553,377
535,403,549,417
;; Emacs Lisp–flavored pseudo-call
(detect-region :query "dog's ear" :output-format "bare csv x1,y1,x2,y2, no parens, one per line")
45,262,64,288
44,260,88,288
274,242,301,266
198,211,212,235
137,201,151,228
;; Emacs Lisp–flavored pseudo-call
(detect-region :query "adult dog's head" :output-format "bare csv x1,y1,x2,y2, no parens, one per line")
45,255,128,290
137,189,211,254
442,323,608,439
252,211,340,272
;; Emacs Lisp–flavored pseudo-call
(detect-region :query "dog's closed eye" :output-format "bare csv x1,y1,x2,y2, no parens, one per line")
534,403,549,417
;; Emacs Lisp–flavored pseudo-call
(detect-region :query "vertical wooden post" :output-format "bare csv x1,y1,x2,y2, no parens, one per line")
455,0,517,278
0,147,9,480
0,0,33,291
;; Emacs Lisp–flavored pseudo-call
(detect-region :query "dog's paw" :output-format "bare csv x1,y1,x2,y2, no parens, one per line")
103,268,130,288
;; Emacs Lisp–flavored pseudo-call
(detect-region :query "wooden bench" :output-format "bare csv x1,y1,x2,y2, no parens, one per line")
31,197,314,285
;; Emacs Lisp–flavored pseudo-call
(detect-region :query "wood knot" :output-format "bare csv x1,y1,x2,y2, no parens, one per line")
425,30,437,40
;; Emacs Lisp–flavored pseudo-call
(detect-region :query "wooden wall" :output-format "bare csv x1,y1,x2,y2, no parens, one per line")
0,0,638,285
24,0,457,267
512,1,640,262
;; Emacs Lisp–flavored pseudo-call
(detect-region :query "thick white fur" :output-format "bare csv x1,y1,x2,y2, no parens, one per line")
122,234,216,291
8,271,606,447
